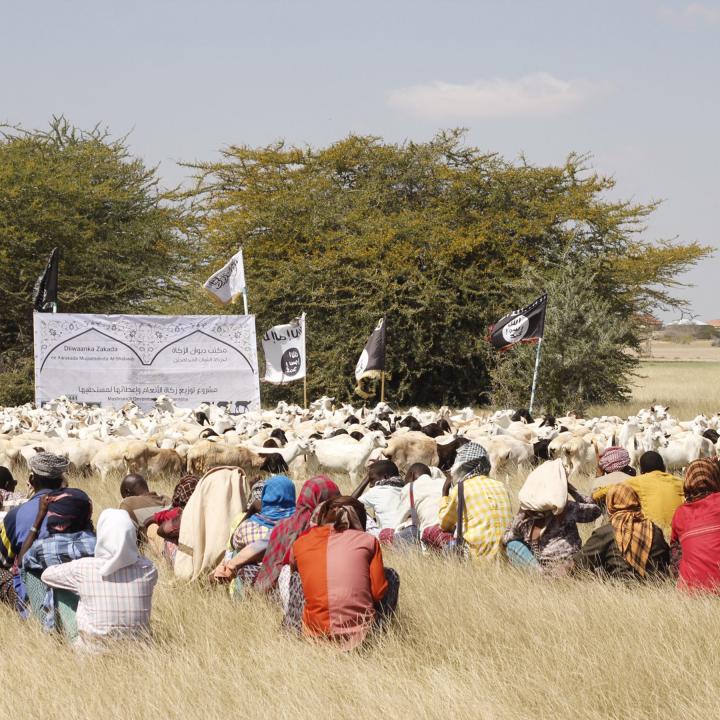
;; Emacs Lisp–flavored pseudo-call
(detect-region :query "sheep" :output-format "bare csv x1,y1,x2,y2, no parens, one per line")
186,441,267,476
306,431,387,484
382,431,439,473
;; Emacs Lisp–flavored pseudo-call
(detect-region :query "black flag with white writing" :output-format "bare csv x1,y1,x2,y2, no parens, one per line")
489,293,547,351
33,247,60,313
355,317,386,397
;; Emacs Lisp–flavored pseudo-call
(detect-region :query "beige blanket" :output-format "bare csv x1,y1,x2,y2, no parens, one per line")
174,466,248,582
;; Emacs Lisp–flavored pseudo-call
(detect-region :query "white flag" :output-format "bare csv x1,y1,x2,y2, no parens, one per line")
203,249,246,305
262,313,306,384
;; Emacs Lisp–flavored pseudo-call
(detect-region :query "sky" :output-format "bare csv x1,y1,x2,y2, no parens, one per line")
1,0,718,320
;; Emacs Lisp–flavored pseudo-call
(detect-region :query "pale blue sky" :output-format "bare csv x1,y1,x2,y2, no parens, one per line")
2,0,717,319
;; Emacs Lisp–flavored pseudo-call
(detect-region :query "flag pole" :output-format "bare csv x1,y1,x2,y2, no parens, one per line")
528,338,543,414
303,375,308,409
242,288,249,316
380,371,385,403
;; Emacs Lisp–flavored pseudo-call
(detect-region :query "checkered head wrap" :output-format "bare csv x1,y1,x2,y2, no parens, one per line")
29,452,70,479
684,458,720,503
171,475,200,509
453,442,491,480
599,446,631,474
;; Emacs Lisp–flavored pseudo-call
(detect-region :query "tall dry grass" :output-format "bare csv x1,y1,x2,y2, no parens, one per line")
4,363,720,720
1,465,718,720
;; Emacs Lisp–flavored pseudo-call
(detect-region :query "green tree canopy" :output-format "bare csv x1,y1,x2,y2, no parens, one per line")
182,130,710,409
0,118,192,404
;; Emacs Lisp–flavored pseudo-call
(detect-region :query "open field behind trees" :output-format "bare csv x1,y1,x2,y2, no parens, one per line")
589,359,720,418
3,364,720,719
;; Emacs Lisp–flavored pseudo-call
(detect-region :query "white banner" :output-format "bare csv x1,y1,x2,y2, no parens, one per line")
34,313,260,411
261,313,306,384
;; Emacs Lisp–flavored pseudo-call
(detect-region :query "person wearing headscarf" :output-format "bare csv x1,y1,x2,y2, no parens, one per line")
670,458,720,592
575,484,669,580
0,452,69,614
19,489,96,632
253,475,340,593
438,442,513,560
144,475,200,565
41,508,158,652
590,446,636,500
212,475,296,588
174,467,249,582
0,466,25,511
354,460,405,540
504,460,601,574
593,451,683,536
287,496,399,649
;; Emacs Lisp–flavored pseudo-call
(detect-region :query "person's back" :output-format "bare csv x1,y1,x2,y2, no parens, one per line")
292,497,391,647
576,483,670,580
440,474,513,559
671,459,720,592
42,508,158,651
357,461,404,530
119,474,169,528
628,471,684,531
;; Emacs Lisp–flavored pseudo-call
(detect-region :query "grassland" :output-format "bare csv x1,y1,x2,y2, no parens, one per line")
3,359,720,720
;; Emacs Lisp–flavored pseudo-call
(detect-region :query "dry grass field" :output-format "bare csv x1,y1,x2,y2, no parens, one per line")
3,361,720,720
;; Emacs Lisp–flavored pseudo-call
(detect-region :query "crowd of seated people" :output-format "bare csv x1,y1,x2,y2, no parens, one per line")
2,438,720,653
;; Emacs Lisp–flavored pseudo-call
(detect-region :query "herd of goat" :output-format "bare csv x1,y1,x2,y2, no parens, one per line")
1,396,719,483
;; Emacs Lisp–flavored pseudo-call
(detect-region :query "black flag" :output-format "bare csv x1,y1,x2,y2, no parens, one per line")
489,292,547,351
355,317,386,397
33,247,60,313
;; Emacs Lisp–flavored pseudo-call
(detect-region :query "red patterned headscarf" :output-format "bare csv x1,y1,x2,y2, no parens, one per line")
254,475,339,592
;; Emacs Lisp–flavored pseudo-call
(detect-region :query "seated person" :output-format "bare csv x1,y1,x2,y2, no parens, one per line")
504,462,601,573
287,495,399,649
0,466,25,512
0,452,69,614
144,475,200,564
253,475,340,594
671,458,720,592
389,463,445,545
42,508,159,652
355,460,404,537
19,488,96,631
590,446,636,499
212,474,296,589
439,443,513,560
119,473,169,547
594,451,683,536
575,484,669,580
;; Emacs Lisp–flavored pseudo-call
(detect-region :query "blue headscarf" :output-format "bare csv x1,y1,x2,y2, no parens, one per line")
249,475,296,528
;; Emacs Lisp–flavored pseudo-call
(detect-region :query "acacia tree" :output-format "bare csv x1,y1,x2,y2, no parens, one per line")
181,131,709,408
0,118,193,404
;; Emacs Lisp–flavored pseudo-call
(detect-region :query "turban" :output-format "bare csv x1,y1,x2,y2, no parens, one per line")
29,452,69,479
684,458,720,503
453,442,491,480
599,446,631,474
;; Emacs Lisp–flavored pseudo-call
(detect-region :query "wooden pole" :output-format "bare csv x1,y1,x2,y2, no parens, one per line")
303,374,308,409
380,371,385,403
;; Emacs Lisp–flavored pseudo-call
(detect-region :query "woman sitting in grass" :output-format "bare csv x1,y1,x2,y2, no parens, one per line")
211,474,296,593
286,495,399,649
41,508,158,653
671,458,720,592
574,484,669,580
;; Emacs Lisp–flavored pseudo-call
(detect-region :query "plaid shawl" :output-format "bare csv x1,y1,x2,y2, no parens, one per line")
607,484,653,577
684,458,720,503
254,475,339,592
171,475,200,509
